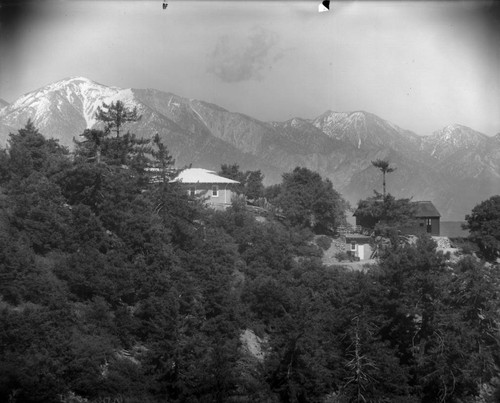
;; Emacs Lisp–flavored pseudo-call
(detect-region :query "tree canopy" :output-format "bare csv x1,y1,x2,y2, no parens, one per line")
0,122,499,402
464,195,500,262
355,192,416,231
95,100,141,137
273,167,348,233
372,159,396,198
75,100,148,168
218,163,264,200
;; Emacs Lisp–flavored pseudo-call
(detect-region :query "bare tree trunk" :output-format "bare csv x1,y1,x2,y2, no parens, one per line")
383,172,386,198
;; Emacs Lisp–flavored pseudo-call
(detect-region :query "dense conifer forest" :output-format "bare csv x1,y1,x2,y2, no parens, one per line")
0,115,499,402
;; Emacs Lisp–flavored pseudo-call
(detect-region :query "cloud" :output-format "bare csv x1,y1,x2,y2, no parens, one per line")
208,27,282,83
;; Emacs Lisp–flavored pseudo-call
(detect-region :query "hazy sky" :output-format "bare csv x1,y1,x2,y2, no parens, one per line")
1,0,499,136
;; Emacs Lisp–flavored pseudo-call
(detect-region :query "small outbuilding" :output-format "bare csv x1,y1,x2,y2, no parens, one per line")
411,201,441,236
353,199,441,236
170,168,239,210
345,234,373,261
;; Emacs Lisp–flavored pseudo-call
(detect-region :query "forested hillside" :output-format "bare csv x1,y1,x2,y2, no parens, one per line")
1,119,499,403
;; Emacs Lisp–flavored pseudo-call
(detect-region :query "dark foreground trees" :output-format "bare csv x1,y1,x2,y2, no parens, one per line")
218,163,265,200
354,192,416,240
375,237,500,401
465,195,500,262
0,122,499,402
271,167,348,234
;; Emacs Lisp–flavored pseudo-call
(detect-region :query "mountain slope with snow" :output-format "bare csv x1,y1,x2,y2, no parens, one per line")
313,110,420,151
421,124,490,160
0,77,137,147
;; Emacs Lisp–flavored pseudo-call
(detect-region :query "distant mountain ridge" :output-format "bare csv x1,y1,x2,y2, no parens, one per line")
0,76,498,220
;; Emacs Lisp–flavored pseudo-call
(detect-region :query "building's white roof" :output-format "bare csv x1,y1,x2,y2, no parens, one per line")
171,168,239,184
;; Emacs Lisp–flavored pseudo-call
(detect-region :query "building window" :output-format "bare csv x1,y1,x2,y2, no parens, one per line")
189,187,196,197
427,218,432,226
351,242,356,251
212,185,218,197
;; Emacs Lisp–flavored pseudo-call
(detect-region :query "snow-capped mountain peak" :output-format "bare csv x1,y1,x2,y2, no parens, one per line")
428,124,487,148
418,123,491,164
311,109,418,153
2,77,140,134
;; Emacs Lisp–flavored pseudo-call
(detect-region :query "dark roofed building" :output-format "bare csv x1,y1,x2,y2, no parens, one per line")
412,201,441,236
414,201,440,218
353,199,441,236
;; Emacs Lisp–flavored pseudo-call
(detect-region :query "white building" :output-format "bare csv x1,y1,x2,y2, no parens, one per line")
171,168,240,209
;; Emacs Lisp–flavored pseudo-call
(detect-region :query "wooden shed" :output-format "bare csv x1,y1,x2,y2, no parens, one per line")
411,201,441,236
353,199,441,236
